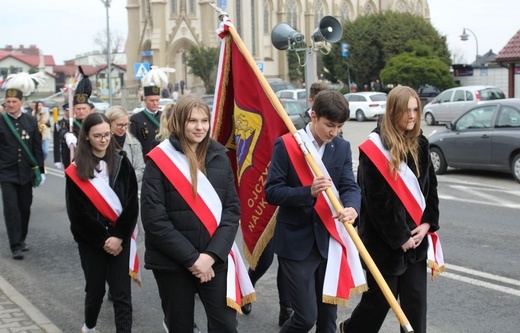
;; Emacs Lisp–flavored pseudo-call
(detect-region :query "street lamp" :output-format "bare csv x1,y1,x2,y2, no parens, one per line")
460,28,479,63
101,0,113,105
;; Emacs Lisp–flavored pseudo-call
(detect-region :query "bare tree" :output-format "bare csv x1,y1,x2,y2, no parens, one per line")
450,48,467,65
93,30,125,54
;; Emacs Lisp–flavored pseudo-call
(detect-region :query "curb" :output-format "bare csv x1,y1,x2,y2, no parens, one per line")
0,275,62,333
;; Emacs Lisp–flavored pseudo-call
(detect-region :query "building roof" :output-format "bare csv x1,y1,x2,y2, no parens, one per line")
53,64,127,77
0,50,56,67
471,49,497,67
496,29,520,62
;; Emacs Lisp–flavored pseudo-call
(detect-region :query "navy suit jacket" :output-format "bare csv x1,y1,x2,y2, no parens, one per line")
265,135,361,261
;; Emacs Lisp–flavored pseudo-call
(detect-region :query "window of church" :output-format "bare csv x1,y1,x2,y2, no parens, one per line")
314,0,324,27
340,1,351,23
286,0,298,30
171,0,177,14
396,1,406,12
263,0,270,35
365,3,374,15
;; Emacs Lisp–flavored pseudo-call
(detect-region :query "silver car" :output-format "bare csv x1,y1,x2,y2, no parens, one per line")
423,85,505,126
428,99,520,182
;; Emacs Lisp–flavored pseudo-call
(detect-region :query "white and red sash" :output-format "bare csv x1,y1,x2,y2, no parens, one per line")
281,131,367,306
359,132,445,279
147,140,255,312
65,162,141,285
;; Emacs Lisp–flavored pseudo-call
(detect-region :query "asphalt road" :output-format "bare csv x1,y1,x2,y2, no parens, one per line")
0,119,519,332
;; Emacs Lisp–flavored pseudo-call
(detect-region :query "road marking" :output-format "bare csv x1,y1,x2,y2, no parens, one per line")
443,272,520,297
438,194,520,209
449,184,520,208
447,264,520,287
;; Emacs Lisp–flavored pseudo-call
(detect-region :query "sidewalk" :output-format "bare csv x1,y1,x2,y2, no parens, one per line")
0,276,61,333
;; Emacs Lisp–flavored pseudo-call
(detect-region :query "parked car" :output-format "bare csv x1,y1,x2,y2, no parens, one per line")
279,98,305,128
276,89,308,108
88,96,110,112
344,92,387,121
200,94,214,113
269,81,296,93
423,85,505,126
417,84,441,98
428,99,520,182
132,98,174,114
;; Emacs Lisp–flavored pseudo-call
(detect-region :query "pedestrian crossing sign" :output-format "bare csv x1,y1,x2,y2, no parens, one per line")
134,62,150,79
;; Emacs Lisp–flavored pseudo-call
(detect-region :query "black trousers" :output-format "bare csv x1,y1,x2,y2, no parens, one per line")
153,267,237,333
1,181,32,252
278,245,337,333
78,241,132,332
249,239,291,307
342,260,427,333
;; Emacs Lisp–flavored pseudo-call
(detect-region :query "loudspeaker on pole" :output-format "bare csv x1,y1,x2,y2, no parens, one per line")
311,16,343,43
271,23,305,50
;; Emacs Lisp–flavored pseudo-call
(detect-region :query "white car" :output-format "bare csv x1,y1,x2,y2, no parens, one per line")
275,89,308,108
132,98,174,114
88,96,110,113
344,92,387,121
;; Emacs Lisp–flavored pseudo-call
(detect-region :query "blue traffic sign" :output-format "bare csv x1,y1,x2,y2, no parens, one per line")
134,62,150,79
341,42,349,58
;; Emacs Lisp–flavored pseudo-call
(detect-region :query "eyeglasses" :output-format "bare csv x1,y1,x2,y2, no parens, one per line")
91,132,112,142
115,122,130,129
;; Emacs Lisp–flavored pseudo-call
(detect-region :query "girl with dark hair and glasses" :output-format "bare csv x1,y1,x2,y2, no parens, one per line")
65,113,139,333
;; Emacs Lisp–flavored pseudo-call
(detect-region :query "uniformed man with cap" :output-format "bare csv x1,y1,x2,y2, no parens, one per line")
0,72,46,260
130,66,174,158
56,67,94,169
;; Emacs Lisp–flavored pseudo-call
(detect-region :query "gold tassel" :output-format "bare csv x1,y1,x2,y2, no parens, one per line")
128,269,142,287
213,35,232,140
428,260,446,281
244,209,278,269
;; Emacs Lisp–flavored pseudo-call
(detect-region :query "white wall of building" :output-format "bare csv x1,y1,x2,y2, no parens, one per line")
454,67,520,98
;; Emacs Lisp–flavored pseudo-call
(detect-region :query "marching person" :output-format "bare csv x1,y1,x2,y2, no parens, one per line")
65,113,138,333
106,105,145,185
57,67,94,169
0,72,46,260
53,103,71,169
153,101,203,333
141,95,249,333
293,81,329,130
130,66,174,158
338,86,442,333
34,101,51,161
265,90,362,332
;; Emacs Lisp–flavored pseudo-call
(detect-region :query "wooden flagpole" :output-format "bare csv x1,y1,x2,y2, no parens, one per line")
209,3,414,332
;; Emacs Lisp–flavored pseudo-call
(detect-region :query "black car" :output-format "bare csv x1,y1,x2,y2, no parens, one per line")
428,99,520,182
279,98,305,129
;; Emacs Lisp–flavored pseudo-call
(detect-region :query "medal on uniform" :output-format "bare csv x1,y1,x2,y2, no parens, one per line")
21,130,30,140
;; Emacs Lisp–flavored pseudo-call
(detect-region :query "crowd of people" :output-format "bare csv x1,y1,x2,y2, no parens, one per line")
1,68,442,333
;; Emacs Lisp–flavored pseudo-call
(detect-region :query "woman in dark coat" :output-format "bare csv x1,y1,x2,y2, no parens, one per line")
141,95,241,333
65,113,138,333
339,86,441,333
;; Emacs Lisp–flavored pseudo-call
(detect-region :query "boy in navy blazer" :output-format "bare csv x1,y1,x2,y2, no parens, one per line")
266,90,361,332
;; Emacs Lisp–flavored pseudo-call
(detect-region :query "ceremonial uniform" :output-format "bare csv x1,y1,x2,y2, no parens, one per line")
1,75,46,259
129,109,161,158
55,117,81,168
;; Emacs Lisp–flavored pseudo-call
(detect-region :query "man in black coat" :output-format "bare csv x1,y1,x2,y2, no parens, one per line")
57,93,94,169
0,77,45,259
130,85,162,158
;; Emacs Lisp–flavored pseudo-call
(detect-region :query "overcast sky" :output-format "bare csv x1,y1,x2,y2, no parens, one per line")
1,0,518,65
